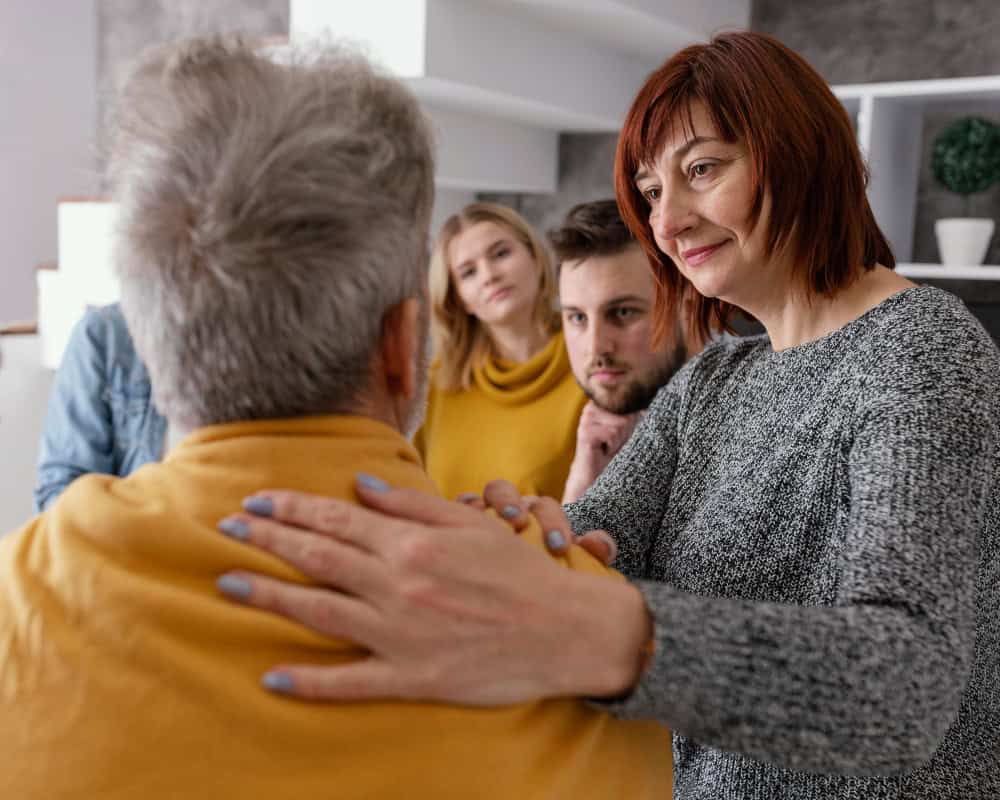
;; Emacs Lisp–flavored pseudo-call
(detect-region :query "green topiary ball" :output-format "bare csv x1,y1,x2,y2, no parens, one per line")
931,116,1000,195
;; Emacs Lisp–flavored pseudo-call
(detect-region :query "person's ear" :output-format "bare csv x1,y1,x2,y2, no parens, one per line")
380,298,421,400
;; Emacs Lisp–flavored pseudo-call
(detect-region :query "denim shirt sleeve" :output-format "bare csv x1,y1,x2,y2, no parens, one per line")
34,304,164,511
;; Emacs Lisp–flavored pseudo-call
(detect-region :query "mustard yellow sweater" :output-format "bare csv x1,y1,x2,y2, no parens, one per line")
417,332,587,500
0,415,670,799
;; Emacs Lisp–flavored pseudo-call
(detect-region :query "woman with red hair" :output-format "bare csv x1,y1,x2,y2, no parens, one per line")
218,32,998,799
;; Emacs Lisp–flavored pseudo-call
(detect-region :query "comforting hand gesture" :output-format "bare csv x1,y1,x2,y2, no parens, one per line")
216,476,647,703
562,401,643,503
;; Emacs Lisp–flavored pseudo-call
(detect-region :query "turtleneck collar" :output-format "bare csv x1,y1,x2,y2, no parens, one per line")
472,331,571,406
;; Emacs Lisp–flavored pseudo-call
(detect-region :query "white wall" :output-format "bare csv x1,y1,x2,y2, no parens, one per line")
0,336,53,534
0,0,99,326
431,188,477,237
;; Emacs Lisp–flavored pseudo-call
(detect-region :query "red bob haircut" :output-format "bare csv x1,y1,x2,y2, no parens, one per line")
614,31,894,343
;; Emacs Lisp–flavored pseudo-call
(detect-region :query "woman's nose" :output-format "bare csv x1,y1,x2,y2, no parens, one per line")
481,261,502,284
653,192,696,242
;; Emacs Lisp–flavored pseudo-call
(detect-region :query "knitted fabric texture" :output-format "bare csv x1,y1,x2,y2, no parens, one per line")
567,286,1000,799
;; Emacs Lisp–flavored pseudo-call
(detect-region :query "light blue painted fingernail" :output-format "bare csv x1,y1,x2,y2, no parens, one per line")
545,530,567,551
216,574,252,600
243,496,274,517
357,473,390,493
501,504,521,519
262,671,295,694
218,517,250,541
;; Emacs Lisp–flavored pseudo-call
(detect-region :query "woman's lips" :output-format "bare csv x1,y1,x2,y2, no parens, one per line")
682,241,727,266
487,287,512,303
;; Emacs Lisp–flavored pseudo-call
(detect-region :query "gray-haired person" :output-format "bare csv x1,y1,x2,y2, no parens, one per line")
0,36,672,798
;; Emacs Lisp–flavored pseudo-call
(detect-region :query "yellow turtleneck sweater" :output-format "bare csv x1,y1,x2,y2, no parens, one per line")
0,415,670,799
416,331,587,500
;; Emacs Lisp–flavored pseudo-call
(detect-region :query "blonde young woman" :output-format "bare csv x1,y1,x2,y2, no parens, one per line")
415,203,586,502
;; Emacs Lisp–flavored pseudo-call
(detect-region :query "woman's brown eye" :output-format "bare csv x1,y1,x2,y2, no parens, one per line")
691,162,713,179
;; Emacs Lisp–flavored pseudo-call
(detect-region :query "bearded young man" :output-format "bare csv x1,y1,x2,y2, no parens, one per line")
550,200,707,503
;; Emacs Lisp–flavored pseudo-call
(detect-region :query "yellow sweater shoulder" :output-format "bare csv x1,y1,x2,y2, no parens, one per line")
0,415,668,799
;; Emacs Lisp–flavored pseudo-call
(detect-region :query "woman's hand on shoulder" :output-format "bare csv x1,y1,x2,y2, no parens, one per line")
216,477,641,704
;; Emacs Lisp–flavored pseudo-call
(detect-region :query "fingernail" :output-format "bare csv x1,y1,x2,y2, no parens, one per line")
603,534,619,564
545,530,567,551
501,504,521,519
262,671,295,694
216,574,252,599
243,496,274,517
456,492,480,503
218,517,250,541
357,473,390,493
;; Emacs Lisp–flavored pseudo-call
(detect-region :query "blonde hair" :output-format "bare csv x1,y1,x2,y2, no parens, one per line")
429,202,560,391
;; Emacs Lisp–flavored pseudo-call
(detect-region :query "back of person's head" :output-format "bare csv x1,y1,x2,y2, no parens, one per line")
429,202,558,391
614,30,893,343
108,35,435,429
547,199,636,269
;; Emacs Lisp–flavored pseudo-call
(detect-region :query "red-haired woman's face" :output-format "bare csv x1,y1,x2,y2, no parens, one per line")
633,103,781,309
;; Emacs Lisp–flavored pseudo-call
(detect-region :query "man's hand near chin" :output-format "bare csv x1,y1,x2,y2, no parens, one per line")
561,400,642,504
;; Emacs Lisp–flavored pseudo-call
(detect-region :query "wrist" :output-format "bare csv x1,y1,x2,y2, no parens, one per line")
561,473,588,504
553,572,654,698
562,454,604,504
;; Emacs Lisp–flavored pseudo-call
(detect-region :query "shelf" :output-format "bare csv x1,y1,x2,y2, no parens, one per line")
832,74,1000,265
897,263,1000,280
834,75,1000,104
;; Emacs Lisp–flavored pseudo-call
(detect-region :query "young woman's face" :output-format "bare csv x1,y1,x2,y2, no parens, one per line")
633,102,781,309
447,221,540,329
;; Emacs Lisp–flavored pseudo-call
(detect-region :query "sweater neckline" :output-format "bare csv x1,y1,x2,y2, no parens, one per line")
763,285,934,360
164,414,415,460
472,331,571,405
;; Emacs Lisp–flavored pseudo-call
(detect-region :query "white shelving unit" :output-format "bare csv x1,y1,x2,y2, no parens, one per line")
290,0,751,193
896,263,1000,280
833,75,1000,280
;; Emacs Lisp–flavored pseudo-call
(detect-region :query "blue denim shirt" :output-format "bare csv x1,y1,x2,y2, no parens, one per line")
34,303,167,511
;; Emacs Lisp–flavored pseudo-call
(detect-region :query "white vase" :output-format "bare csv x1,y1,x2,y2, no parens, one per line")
935,218,995,267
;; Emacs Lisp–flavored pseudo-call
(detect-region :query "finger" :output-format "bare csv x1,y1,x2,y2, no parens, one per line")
259,659,403,702
241,490,394,552
455,492,485,511
585,404,623,425
576,530,618,566
480,479,532,530
354,478,493,527
216,571,380,642
580,418,617,435
609,430,631,452
218,514,388,594
525,496,574,554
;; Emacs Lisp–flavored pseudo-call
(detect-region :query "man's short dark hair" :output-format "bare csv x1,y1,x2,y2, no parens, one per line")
547,199,636,264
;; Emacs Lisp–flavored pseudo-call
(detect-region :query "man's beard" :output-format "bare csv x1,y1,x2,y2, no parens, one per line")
583,337,688,415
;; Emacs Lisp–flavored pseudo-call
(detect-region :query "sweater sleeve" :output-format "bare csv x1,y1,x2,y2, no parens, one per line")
598,327,994,776
564,360,688,578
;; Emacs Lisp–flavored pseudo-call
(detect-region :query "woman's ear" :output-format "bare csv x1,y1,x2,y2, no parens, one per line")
380,298,421,400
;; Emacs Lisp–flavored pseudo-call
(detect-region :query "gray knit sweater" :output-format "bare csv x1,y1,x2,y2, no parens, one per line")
567,287,999,799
